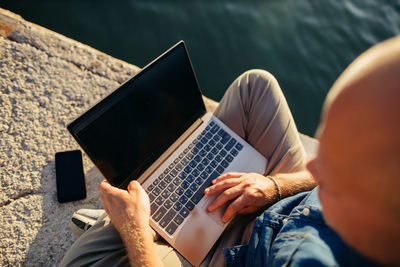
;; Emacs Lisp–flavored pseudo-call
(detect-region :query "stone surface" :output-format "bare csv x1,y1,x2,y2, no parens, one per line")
0,7,316,266
0,8,138,266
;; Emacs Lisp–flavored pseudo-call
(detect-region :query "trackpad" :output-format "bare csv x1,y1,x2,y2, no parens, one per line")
201,194,228,225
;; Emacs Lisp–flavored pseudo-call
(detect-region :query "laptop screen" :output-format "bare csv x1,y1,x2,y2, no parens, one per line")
68,42,206,188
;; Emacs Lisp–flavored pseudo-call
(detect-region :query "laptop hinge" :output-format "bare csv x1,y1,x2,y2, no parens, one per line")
136,117,204,184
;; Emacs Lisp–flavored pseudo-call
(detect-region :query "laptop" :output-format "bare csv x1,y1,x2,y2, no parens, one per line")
67,41,267,266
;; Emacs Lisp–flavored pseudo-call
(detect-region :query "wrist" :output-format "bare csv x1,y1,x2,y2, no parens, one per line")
266,175,282,202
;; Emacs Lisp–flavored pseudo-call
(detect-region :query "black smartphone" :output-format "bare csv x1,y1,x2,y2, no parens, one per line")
55,150,86,203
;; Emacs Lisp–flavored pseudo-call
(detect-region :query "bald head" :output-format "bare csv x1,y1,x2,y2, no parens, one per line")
307,36,400,265
320,36,400,204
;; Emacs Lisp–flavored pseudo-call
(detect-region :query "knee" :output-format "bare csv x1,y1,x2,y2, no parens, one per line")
237,69,281,98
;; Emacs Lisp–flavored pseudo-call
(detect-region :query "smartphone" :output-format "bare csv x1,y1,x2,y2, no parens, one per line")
55,150,86,203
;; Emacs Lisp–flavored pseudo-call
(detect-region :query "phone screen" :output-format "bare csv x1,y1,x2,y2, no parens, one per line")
55,150,86,203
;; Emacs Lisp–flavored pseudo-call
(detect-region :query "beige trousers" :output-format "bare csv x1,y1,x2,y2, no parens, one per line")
59,69,306,267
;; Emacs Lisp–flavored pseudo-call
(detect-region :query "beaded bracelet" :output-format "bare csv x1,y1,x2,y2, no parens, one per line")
266,175,282,201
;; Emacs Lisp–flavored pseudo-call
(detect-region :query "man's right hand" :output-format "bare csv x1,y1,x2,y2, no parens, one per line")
204,172,279,223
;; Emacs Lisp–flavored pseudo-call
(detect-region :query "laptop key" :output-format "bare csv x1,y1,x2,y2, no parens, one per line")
184,166,192,174
216,165,225,174
204,144,211,152
153,178,160,186
159,180,167,189
189,183,198,192
153,207,166,222
192,169,200,177
221,160,229,168
184,189,193,198
195,177,203,185
187,175,195,183
150,203,158,215
210,124,219,134
173,177,181,186
176,187,185,195
179,195,188,204
180,207,190,218
225,139,236,151
191,171,219,204
148,193,156,202
217,129,227,137
170,193,179,202
166,222,178,235
189,160,197,168
201,158,209,166
226,154,234,163
205,166,213,174
199,149,207,157
167,182,176,193
161,189,171,198
231,148,239,157
147,184,155,192
196,163,205,171
160,209,176,228
209,139,216,147
170,169,178,177
235,143,243,151
173,202,183,211
176,163,183,171
200,137,208,144
165,175,173,183
164,199,173,209
153,187,161,196
186,201,195,211
179,172,187,179
219,149,227,157
181,181,190,189
174,214,184,225
155,196,165,206
221,134,231,145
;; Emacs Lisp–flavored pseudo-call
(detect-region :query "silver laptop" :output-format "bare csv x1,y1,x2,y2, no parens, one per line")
68,41,267,266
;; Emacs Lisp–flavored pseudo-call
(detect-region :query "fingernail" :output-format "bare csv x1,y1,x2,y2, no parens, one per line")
204,188,209,193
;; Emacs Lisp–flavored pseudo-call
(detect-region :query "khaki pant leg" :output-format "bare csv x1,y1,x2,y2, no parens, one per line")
214,69,307,174
60,212,192,267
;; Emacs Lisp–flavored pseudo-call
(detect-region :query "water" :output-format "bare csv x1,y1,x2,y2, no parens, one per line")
3,0,400,135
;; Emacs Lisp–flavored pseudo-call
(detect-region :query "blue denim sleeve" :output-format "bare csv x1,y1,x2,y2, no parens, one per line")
224,188,379,267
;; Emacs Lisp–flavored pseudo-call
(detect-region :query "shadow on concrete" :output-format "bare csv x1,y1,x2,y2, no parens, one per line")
24,160,103,266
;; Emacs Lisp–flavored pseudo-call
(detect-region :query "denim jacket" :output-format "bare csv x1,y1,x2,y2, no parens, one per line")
223,188,378,267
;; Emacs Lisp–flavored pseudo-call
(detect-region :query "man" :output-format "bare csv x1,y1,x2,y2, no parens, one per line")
60,36,400,266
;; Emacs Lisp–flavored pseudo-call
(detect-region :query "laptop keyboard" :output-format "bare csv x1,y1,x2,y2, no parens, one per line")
145,121,243,235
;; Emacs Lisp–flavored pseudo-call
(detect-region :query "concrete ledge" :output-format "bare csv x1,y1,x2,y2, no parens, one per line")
0,8,142,266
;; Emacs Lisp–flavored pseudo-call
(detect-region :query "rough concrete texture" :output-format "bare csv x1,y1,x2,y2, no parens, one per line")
0,8,222,266
0,8,137,266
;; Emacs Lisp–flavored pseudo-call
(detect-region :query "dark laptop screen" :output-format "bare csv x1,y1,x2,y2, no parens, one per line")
68,42,206,188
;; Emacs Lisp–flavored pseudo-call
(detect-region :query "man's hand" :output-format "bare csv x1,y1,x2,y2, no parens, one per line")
99,180,163,267
205,172,279,223
99,180,150,235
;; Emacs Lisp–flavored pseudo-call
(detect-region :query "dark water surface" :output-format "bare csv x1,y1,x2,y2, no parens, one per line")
3,1,400,135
